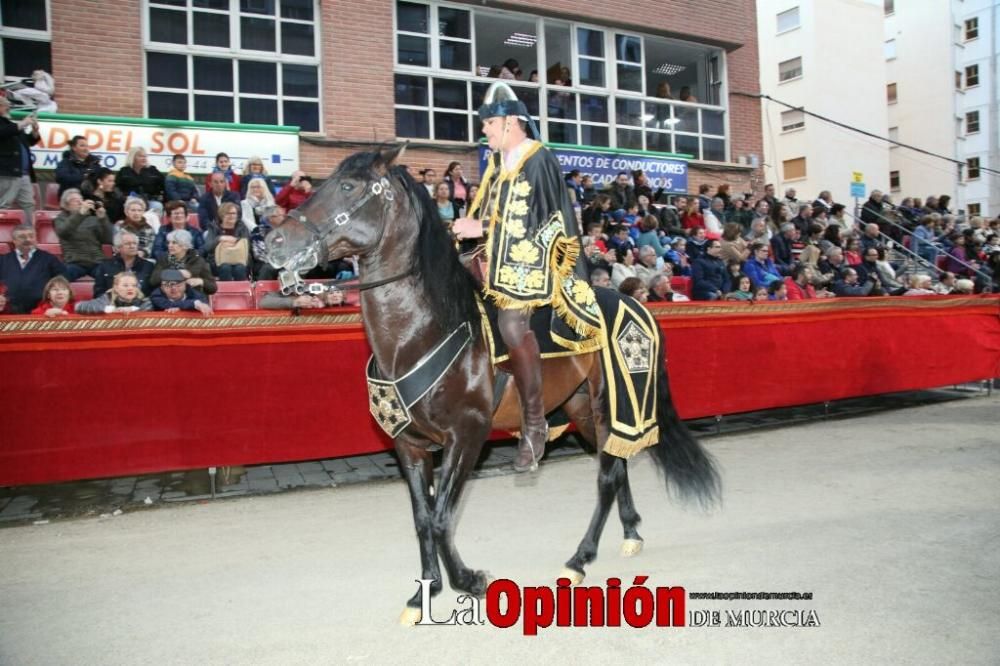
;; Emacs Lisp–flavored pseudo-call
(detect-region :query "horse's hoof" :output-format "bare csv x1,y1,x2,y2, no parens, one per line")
621,538,644,558
399,606,422,626
559,567,585,585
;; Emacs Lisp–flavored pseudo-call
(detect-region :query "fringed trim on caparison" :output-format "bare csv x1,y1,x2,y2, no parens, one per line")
603,427,659,459
549,327,606,354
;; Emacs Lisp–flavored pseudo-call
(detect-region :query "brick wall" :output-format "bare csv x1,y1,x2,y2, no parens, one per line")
49,0,763,196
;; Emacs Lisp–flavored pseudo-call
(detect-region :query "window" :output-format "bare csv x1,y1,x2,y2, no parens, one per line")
967,203,981,216
780,109,804,131
783,157,806,180
966,111,980,134
889,170,900,190
956,71,963,90
145,0,321,131
884,39,896,60
967,157,980,180
884,0,894,15
965,64,979,87
778,57,802,82
965,17,979,41
888,126,899,146
776,7,799,33
887,83,897,103
0,0,51,79
393,3,728,158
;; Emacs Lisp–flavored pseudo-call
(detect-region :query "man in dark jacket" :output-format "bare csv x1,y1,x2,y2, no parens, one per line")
0,97,40,224
93,231,155,297
55,135,102,195
832,267,882,297
770,223,797,275
197,172,240,228
607,172,637,211
0,224,65,313
860,190,885,228
150,268,212,316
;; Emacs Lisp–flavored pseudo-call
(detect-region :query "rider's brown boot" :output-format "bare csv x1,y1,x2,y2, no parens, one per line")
507,331,548,472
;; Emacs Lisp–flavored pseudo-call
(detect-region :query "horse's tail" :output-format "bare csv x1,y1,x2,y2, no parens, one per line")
647,339,721,509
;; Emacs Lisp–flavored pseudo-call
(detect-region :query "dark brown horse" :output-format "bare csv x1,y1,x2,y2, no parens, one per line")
265,145,719,623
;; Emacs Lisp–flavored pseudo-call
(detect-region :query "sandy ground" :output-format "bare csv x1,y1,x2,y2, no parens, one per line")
1,396,998,665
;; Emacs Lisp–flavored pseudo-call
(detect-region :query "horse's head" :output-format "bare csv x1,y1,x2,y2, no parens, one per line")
265,144,408,289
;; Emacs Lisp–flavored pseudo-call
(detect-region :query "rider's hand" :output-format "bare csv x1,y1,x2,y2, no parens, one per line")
453,217,483,240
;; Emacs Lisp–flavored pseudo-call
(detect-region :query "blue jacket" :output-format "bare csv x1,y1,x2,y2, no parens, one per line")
691,255,730,300
150,285,208,311
93,256,155,298
742,257,782,288
770,234,795,274
635,230,667,257
0,249,65,313
197,190,241,228
152,225,206,260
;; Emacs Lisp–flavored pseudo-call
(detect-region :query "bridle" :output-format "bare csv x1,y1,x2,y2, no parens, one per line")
278,171,414,296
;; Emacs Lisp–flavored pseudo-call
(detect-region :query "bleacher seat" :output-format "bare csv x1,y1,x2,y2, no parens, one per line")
37,243,62,259
187,213,201,230
34,211,60,244
32,183,41,211
210,281,254,311
34,210,59,225
0,210,26,239
671,276,692,299
0,242,11,255
102,244,114,258
43,183,60,210
70,279,97,303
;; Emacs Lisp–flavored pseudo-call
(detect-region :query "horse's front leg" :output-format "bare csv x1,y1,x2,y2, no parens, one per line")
562,452,624,584
395,438,441,625
432,420,491,597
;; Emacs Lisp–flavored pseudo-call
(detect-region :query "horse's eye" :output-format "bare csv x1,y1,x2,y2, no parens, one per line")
341,182,354,192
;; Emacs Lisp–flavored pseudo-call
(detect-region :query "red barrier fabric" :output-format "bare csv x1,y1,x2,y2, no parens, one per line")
2,296,998,486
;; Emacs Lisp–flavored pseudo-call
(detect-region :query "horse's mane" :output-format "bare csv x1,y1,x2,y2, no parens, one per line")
334,150,481,336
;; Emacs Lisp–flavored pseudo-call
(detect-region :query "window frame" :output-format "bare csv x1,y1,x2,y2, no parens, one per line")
884,39,896,60
967,203,981,217
886,82,897,104
778,56,802,83
142,0,323,131
966,110,980,135
884,0,894,16
0,0,52,80
889,170,900,191
965,64,980,88
964,17,979,41
780,109,804,132
776,7,800,34
966,157,980,180
392,1,730,160
782,156,806,181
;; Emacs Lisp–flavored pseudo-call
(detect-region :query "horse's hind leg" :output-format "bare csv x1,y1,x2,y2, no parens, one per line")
395,440,441,624
432,423,491,597
563,451,624,584
616,461,644,557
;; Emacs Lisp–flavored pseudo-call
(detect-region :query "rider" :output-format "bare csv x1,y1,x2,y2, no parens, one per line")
454,83,601,472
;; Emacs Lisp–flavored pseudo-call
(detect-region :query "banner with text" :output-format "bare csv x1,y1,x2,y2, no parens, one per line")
477,144,688,194
27,118,300,176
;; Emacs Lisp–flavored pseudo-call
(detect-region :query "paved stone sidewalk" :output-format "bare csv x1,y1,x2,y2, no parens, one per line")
0,386,990,525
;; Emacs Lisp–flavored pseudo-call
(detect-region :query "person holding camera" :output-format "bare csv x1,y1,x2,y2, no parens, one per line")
831,267,884,297
84,167,125,224
54,188,115,282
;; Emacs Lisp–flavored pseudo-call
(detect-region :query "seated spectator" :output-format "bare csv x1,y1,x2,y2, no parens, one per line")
618,276,648,302
831,267,882,297
874,247,906,292
83,167,126,224
744,217,770,245
578,175,595,205
818,224,843,256
275,170,315,211
433,181,458,226
150,229,217,295
259,288,345,310
607,225,636,256
418,168,436,197
730,196,753,229
152,200,205,260
664,236,690,276
634,215,666,257
240,155,278,199
903,274,936,296
611,247,637,287
589,267,611,288
164,154,199,210
55,188,115,281
860,223,883,256
0,224,65,313
213,152,241,194
635,245,667,285
204,202,251,282
150,268,213,316
75,271,153,314
770,223,797,276
198,171,241,228
742,242,782,288
790,203,813,238
798,223,825,269
828,203,850,235
703,198,726,237
844,237,862,266
725,259,743,286
680,198,704,232
724,274,754,301
242,177,278,232
607,172,636,211
934,271,957,294
720,222,749,264
55,135,101,195
116,197,158,260
30,275,75,317
785,265,821,300
691,239,729,301
943,233,979,277
752,285,769,301
813,190,834,212
697,184,712,211
582,194,613,231
817,247,848,285
117,147,165,209
444,162,470,211
686,226,709,259
648,273,689,302
463,184,480,217
94,231,155,297
953,279,975,294
767,279,788,301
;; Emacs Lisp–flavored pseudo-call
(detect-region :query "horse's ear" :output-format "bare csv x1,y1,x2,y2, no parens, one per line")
375,142,407,173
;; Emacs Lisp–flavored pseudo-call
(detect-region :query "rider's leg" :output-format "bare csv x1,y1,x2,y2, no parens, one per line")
498,307,548,472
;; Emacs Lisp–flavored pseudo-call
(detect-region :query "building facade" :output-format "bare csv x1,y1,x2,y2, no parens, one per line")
0,0,763,196
757,0,890,206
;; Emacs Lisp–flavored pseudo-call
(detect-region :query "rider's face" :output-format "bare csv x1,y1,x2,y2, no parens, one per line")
482,117,508,151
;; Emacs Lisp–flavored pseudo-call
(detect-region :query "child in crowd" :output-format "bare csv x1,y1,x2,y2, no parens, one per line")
31,276,75,317
164,154,200,211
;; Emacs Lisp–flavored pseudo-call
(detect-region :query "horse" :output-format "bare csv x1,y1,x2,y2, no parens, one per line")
265,144,720,624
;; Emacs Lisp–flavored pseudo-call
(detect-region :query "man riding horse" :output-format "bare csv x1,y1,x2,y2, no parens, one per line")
454,83,602,472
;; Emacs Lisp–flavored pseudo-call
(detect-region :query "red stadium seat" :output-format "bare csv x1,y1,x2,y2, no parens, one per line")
70,279,97,303
936,255,948,270
0,242,11,255
187,213,201,230
670,276,692,298
32,183,41,211
34,210,59,225
43,183,60,210
34,211,60,243
252,280,280,308
37,243,62,259
0,209,26,229
210,281,254,311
